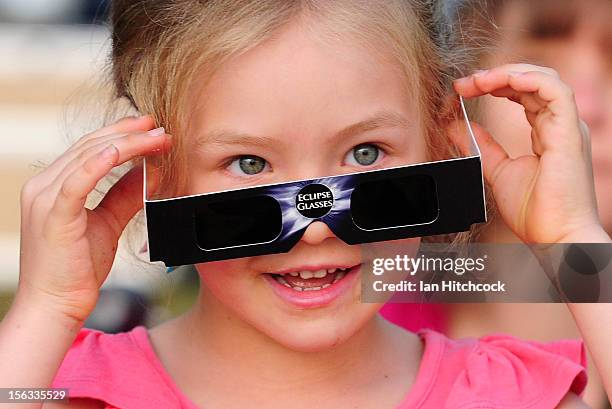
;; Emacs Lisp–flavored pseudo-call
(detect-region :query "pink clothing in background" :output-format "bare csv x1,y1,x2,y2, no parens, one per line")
379,303,448,333
52,326,587,409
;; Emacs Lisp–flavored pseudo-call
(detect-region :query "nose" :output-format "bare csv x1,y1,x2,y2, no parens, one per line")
300,221,336,245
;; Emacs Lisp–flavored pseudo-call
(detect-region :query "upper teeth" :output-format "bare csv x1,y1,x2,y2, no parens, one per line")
287,268,346,279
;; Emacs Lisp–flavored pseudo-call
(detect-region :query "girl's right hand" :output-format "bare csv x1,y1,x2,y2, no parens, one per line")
16,116,172,325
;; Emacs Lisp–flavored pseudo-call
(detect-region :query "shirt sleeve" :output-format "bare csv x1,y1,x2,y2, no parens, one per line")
444,333,587,409
51,327,181,409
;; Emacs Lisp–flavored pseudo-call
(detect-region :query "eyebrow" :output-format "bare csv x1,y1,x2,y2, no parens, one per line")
197,131,280,149
196,111,413,148
335,111,413,141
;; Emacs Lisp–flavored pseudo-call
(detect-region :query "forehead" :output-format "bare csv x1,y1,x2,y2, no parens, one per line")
188,20,418,142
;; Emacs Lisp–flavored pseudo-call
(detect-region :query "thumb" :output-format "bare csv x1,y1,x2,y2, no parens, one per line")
94,163,160,237
448,119,511,187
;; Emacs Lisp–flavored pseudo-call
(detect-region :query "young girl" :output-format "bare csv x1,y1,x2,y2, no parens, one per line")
1,1,610,408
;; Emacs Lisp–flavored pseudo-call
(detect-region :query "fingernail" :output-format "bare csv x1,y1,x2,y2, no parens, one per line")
473,69,488,78
101,144,118,160
147,127,165,137
508,71,524,77
125,114,149,121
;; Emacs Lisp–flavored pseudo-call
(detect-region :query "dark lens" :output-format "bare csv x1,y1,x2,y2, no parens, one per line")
350,174,439,230
194,195,282,250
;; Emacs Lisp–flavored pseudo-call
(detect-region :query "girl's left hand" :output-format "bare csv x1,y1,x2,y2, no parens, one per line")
453,63,609,243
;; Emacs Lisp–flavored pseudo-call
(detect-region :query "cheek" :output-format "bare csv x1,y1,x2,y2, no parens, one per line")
195,260,253,301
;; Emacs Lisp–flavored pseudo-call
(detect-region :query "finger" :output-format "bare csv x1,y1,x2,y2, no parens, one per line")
455,68,576,118
453,63,558,97
475,86,544,132
70,115,157,152
505,71,579,118
579,120,596,197
45,129,171,199
57,128,169,184
453,64,554,98
579,120,591,159
94,165,146,238
47,131,172,229
48,144,120,227
39,116,157,184
95,159,164,238
455,68,581,153
507,71,582,152
530,127,544,157
468,122,512,187
487,63,559,77
446,119,511,185
488,87,545,113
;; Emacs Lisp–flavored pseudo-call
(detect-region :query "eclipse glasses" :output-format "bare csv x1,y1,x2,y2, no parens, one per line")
143,97,486,266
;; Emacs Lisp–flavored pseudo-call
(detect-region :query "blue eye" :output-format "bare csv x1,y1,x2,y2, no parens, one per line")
228,155,269,176
345,144,382,166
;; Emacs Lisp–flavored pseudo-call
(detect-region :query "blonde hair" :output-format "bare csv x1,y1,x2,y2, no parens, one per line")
108,0,487,250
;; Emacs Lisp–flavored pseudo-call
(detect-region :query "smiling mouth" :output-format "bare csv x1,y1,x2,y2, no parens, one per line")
265,266,355,292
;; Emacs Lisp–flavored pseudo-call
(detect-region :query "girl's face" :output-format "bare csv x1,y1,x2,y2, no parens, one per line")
188,22,426,351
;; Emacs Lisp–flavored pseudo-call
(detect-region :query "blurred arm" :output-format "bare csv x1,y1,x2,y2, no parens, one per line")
562,228,612,404
0,290,83,409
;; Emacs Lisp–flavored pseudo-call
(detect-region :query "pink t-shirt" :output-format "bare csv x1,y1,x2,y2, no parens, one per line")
52,326,587,409
379,303,448,333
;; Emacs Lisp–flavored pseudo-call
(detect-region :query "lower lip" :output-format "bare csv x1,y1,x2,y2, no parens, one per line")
262,265,361,309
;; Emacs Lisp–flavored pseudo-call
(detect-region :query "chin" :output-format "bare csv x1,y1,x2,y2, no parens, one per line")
256,307,379,352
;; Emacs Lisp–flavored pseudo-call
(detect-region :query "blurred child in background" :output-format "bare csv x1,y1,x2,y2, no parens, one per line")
450,1,612,407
